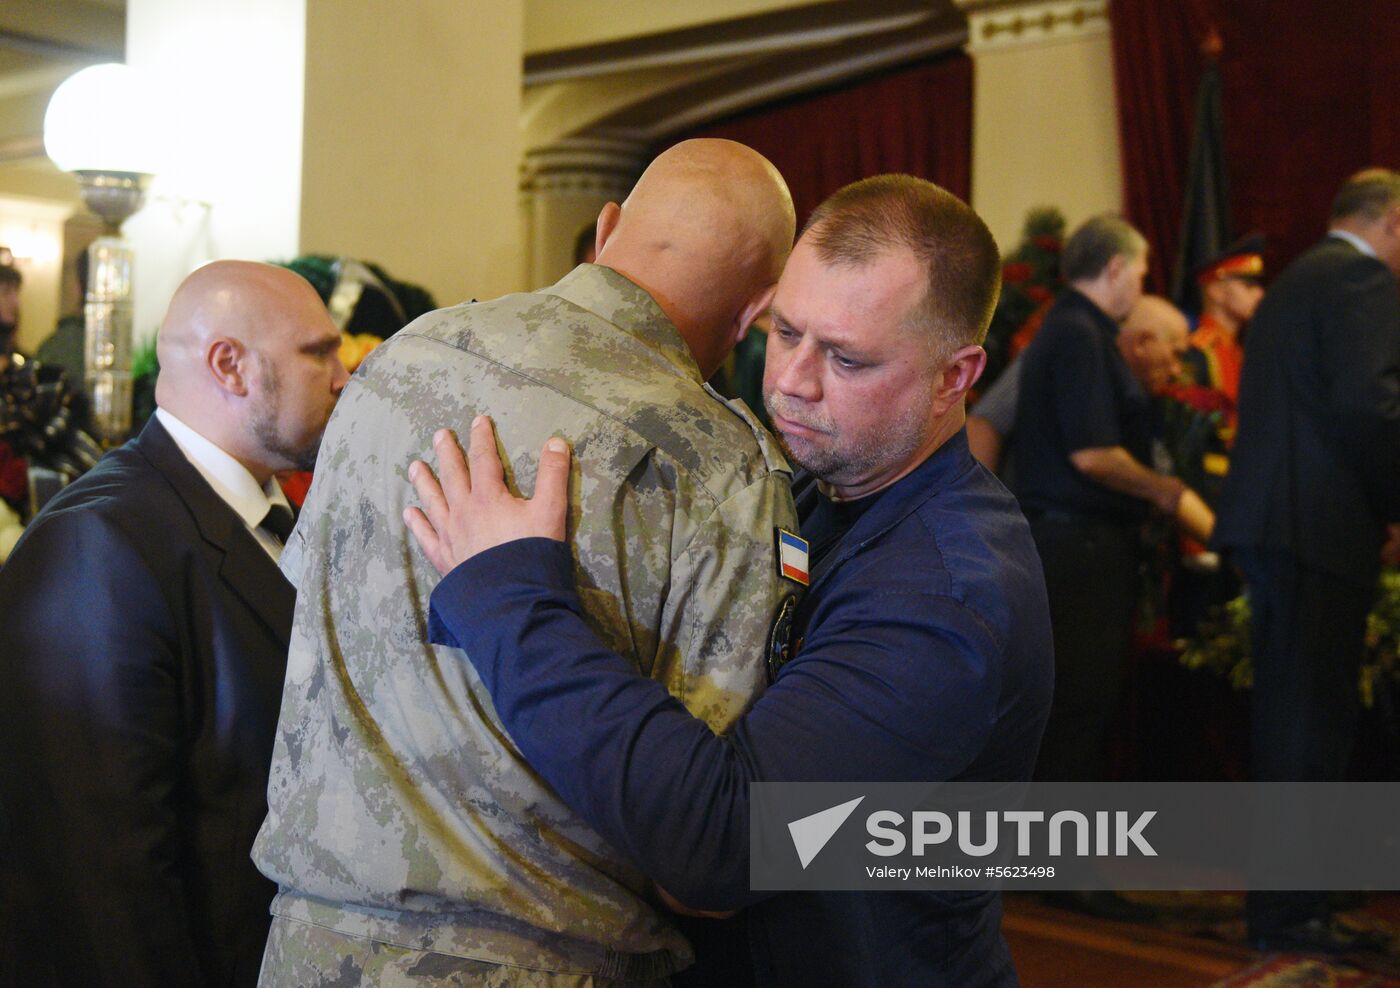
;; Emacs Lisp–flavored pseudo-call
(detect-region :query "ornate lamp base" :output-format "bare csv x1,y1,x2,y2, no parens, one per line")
77,171,149,448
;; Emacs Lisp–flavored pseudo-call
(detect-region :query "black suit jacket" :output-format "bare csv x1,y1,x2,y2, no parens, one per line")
1214,235,1400,587
0,417,294,986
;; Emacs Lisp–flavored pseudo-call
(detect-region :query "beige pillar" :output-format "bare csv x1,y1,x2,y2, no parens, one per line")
300,0,526,308
965,0,1122,252
121,0,525,340
521,137,647,287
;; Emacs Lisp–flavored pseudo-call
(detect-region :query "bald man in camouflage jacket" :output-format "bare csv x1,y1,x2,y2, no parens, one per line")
253,140,801,986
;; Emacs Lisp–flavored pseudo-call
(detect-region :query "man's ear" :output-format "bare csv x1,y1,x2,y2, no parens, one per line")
207,337,250,396
594,202,622,259
934,344,987,415
734,284,777,344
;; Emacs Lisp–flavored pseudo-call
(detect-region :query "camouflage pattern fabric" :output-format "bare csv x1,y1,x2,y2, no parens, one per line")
253,265,800,982
260,915,671,987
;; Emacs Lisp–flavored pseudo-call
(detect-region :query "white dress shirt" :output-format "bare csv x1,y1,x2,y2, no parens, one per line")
154,407,292,562
1329,228,1378,258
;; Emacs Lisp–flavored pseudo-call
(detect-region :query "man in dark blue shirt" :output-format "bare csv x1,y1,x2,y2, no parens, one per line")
403,176,1054,987
1011,215,1213,785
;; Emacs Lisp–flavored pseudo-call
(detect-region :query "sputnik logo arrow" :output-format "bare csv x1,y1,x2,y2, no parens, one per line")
788,796,865,869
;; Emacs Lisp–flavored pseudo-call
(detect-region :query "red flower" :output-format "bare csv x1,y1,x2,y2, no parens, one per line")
1010,304,1052,357
1002,262,1033,284
1032,235,1061,252
278,470,313,508
1163,383,1235,417
1025,285,1052,303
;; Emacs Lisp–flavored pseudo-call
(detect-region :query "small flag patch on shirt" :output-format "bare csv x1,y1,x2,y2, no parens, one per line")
775,528,810,586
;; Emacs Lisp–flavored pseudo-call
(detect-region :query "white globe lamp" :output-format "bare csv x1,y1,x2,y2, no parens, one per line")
44,63,163,447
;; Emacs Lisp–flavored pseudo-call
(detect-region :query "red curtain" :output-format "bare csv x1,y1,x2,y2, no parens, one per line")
672,53,974,228
1370,3,1400,167
1109,0,1211,294
1111,0,1399,287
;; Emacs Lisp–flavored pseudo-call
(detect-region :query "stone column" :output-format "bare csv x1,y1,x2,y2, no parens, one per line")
521,136,648,287
300,0,526,306
963,0,1121,251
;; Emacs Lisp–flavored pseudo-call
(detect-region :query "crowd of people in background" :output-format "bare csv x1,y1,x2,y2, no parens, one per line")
960,170,1400,952
0,156,1397,985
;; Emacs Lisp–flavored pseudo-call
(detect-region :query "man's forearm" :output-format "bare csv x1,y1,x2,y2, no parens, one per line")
1068,446,1213,540
1070,446,1184,514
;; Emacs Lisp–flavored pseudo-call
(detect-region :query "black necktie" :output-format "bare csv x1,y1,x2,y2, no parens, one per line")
260,503,295,543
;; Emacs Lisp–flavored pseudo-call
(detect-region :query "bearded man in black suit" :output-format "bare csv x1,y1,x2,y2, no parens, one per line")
1215,168,1400,954
0,260,347,985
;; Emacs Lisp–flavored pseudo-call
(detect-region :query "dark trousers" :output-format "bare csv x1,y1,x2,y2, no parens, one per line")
1235,547,1374,935
1029,514,1140,782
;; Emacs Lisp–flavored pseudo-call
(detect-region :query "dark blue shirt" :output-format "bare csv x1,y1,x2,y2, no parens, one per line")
1012,289,1153,524
428,430,1053,987
793,473,881,570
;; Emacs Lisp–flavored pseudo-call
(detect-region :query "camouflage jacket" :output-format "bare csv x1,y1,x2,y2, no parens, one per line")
252,265,801,977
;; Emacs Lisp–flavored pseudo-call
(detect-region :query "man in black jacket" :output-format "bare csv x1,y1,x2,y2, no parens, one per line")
1215,168,1400,953
0,261,347,985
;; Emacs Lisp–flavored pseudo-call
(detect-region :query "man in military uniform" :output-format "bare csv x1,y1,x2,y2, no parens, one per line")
253,139,800,985
1184,234,1265,415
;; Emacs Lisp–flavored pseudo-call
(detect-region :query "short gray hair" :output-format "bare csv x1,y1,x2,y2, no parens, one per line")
1331,168,1400,223
1061,214,1146,283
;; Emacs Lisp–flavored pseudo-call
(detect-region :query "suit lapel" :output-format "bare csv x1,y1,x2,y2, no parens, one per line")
135,418,296,637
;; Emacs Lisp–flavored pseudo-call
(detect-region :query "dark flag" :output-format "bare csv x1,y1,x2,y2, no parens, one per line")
1171,33,1231,317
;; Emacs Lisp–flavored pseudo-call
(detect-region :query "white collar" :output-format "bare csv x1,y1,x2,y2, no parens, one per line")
1329,228,1377,258
154,407,289,531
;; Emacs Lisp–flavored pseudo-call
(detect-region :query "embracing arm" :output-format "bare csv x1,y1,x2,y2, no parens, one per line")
429,539,997,910
407,421,999,911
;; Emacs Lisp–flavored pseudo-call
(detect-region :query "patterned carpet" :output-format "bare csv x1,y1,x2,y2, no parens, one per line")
1213,957,1400,988
1004,892,1400,986
1119,893,1400,987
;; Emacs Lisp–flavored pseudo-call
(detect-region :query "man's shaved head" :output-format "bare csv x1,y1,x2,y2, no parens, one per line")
158,261,320,369
1124,294,1189,345
595,139,795,378
1119,294,1189,395
155,260,348,481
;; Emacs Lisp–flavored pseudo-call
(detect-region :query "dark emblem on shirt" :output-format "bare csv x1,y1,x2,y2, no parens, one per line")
766,594,799,683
